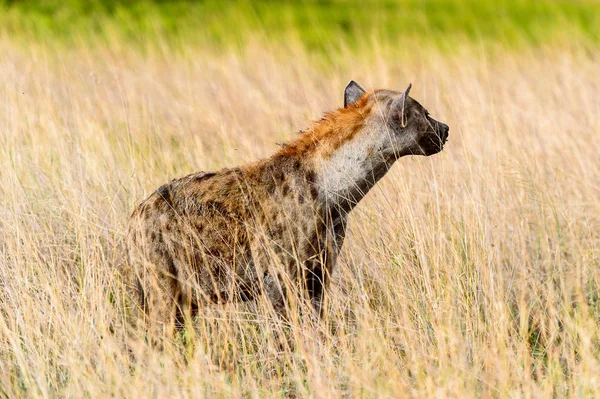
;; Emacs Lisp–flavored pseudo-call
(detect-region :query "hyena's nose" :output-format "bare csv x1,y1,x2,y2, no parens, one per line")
440,123,449,140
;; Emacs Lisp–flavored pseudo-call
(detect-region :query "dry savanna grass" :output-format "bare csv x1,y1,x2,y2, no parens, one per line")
0,38,599,397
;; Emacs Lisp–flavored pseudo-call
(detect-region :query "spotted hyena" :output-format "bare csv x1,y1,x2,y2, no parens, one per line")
126,81,449,334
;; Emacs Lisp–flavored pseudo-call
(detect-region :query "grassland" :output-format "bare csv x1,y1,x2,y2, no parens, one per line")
1,1,600,397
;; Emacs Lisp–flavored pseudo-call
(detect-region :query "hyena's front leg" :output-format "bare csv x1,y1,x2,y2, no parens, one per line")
305,215,346,317
304,258,329,317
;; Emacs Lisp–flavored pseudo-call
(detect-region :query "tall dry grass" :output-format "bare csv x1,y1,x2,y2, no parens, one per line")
0,39,599,397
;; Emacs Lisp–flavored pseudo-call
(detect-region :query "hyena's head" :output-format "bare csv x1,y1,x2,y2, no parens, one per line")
344,80,449,158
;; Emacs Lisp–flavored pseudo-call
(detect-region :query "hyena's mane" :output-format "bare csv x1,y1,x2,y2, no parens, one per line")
278,90,375,159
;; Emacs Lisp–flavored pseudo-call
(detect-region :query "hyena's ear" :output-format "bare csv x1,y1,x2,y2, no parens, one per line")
403,83,412,98
344,80,366,108
392,83,413,127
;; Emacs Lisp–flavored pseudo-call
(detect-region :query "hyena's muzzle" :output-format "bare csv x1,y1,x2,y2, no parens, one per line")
421,118,449,156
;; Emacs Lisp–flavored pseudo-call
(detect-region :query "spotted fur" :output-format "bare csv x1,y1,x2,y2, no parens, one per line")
126,81,449,334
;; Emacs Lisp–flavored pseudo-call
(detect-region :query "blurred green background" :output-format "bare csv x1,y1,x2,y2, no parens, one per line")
1,0,598,53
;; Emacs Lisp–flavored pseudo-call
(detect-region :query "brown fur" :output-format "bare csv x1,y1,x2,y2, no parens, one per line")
278,93,373,158
126,82,449,336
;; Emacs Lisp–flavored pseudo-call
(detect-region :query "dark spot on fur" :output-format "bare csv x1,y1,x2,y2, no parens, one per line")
297,192,305,204
137,204,149,219
157,184,172,207
207,247,222,257
206,201,227,216
238,287,254,302
209,291,229,304
259,212,268,224
273,170,284,182
281,183,290,196
310,185,319,200
268,222,283,237
196,172,217,181
157,246,169,257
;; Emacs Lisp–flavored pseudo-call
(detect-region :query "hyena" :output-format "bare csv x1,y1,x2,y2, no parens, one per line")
126,81,449,334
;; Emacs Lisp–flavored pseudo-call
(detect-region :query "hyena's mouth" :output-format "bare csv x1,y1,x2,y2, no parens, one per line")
421,125,449,155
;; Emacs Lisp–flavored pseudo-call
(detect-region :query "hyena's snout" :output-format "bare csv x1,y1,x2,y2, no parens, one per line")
422,120,449,155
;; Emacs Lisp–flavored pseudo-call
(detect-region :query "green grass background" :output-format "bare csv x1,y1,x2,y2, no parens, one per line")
1,0,599,52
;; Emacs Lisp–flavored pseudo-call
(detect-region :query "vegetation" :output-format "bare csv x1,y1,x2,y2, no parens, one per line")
1,0,599,397
1,0,599,53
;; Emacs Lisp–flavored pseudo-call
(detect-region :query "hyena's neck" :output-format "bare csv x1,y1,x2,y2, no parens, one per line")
310,125,396,214
276,102,395,215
